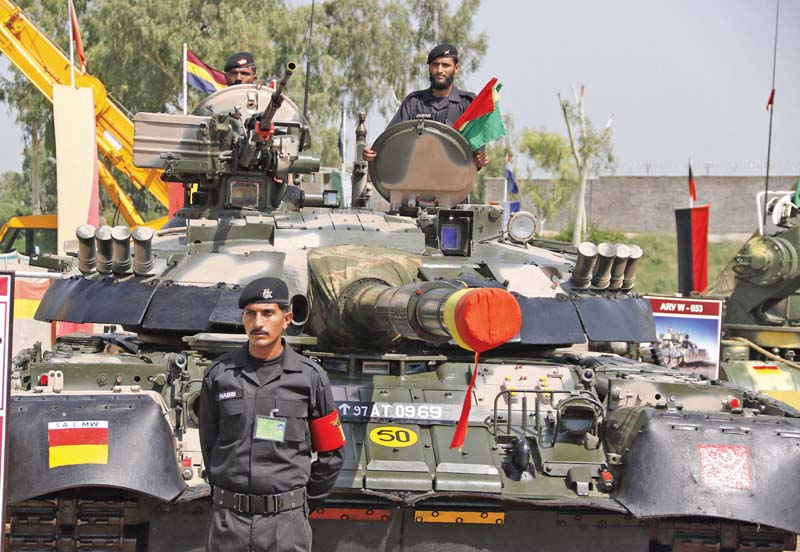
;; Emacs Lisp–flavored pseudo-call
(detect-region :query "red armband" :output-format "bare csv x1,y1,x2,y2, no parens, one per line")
309,409,346,452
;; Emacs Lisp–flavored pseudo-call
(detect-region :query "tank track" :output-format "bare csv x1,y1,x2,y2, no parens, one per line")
7,497,141,551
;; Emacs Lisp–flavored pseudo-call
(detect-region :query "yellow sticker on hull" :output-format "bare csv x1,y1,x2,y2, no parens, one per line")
369,426,418,447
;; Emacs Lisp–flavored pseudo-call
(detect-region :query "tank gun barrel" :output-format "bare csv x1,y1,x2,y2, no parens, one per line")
342,280,521,348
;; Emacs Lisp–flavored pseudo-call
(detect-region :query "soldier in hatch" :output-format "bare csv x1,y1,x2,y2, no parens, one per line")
362,43,489,169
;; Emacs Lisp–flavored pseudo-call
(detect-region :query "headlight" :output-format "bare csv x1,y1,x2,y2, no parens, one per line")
507,211,537,243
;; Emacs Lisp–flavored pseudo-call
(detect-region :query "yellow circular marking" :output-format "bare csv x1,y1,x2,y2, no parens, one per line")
369,426,419,448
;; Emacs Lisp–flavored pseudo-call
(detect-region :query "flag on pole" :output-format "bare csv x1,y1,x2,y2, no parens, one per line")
186,49,226,94
68,0,86,71
766,88,775,111
505,154,518,194
675,205,709,295
688,161,697,202
453,77,506,150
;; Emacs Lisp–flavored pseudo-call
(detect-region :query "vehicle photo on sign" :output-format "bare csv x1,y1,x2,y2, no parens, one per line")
646,296,722,379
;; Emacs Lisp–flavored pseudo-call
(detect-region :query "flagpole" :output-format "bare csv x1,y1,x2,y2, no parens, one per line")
342,112,347,173
503,141,508,204
67,0,75,88
762,0,780,230
182,43,188,115
689,156,694,209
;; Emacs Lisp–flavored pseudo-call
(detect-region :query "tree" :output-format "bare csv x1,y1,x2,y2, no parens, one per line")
518,128,578,232
558,85,615,244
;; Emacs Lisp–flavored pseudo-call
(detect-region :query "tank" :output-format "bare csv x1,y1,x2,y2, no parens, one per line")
656,328,711,369
7,69,800,552
708,191,800,410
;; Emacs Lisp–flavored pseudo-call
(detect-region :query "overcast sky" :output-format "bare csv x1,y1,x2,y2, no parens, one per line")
0,0,797,176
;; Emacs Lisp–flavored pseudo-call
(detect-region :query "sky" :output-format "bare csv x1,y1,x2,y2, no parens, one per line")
0,0,798,177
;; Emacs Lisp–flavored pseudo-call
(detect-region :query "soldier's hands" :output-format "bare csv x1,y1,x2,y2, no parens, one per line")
362,147,377,162
474,149,489,169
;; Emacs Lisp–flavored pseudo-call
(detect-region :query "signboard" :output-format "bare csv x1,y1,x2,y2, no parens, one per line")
646,296,722,379
0,272,15,546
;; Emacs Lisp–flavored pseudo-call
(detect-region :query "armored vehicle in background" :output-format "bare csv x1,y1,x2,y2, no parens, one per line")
709,191,800,410
6,67,800,552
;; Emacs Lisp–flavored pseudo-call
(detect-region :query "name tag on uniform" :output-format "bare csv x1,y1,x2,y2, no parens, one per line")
254,416,287,442
217,389,243,401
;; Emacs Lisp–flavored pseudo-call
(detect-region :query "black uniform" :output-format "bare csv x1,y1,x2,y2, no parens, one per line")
199,341,344,552
388,85,475,127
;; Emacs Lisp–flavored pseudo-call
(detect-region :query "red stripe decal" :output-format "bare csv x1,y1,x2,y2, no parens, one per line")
48,427,108,447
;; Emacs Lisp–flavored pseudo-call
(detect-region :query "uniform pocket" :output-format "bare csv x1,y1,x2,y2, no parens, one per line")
218,398,244,443
275,399,308,442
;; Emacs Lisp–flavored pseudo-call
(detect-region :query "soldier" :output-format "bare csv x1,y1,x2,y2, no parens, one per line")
224,51,258,85
199,277,345,552
362,43,489,168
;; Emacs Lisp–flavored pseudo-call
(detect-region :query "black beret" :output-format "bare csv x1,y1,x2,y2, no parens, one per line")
427,43,458,64
224,52,256,72
238,277,289,309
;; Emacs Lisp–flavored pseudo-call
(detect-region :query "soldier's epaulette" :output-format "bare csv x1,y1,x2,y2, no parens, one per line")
460,90,476,100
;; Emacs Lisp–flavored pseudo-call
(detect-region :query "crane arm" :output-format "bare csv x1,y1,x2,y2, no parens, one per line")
0,0,170,210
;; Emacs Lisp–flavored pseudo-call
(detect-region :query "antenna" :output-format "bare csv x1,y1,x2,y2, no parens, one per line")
302,0,315,119
762,0,780,229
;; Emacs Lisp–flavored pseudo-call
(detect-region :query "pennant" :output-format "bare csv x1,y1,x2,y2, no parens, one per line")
688,161,697,202
766,88,775,111
186,49,226,95
68,0,86,71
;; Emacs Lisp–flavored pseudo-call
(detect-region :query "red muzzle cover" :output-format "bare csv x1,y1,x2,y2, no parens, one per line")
309,409,346,452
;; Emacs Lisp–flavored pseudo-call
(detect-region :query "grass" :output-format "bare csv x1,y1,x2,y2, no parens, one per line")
552,226,747,295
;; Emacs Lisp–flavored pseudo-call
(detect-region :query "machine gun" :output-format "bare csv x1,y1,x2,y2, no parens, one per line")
132,61,320,216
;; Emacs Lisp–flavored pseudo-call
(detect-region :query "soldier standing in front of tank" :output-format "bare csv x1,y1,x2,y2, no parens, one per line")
199,277,346,552
362,43,489,168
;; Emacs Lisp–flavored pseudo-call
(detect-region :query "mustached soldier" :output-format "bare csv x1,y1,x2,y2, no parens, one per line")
199,277,345,551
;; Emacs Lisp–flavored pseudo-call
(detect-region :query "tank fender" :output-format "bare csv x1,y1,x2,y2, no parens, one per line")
613,409,800,533
8,392,187,504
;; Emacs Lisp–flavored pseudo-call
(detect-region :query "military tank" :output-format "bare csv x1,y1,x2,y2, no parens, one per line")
708,191,800,410
6,65,800,552
656,328,711,369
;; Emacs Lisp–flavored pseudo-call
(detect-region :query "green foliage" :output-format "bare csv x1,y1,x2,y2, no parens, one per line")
0,171,31,225
1,0,487,212
558,99,615,177
518,128,578,223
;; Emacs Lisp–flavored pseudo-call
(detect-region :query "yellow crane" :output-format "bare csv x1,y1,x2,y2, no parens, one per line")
0,0,171,226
